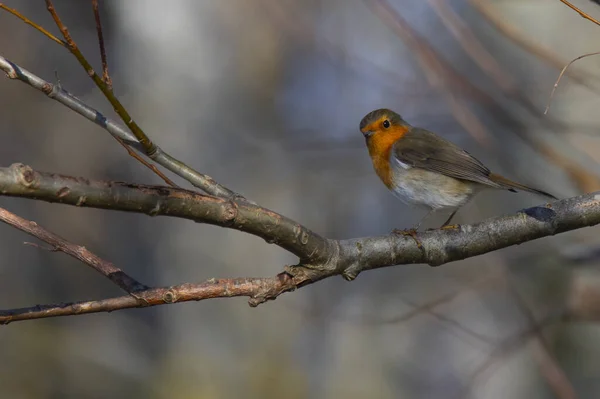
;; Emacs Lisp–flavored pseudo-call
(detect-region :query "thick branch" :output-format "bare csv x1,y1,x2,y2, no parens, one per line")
2,163,600,272
1,163,600,322
0,164,331,264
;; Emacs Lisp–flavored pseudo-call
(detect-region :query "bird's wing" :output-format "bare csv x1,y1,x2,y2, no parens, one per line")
392,128,502,188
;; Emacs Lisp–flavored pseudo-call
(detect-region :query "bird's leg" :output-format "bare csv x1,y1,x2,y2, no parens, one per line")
392,209,435,234
391,228,422,248
439,208,459,230
440,194,477,230
412,209,436,231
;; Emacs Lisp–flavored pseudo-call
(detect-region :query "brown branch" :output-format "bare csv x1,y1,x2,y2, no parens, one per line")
112,135,179,188
545,51,600,114
0,275,297,324
44,1,159,171
0,207,146,293
91,0,112,89
0,3,185,189
0,3,66,46
37,1,244,198
559,0,600,27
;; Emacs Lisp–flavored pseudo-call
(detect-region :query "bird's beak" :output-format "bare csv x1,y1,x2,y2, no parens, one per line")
362,130,373,139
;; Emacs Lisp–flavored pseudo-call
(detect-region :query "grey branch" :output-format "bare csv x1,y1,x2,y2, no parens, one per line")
1,163,600,323
0,55,241,200
0,164,332,265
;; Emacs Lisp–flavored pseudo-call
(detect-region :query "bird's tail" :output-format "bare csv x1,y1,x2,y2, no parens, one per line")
489,173,557,200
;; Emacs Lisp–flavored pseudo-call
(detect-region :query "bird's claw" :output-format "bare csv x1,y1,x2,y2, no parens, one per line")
391,228,423,249
440,224,460,230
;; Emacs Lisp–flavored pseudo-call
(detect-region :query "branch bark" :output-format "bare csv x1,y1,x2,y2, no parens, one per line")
0,164,332,265
0,55,240,199
2,163,600,273
0,207,146,293
1,162,600,323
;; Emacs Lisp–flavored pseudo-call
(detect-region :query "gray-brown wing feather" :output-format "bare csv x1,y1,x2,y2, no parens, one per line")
392,128,502,188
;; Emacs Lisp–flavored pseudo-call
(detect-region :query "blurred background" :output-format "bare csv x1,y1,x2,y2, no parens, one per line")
1,0,600,397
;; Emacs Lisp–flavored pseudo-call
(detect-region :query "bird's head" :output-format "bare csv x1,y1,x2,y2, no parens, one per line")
359,109,410,156
359,109,408,139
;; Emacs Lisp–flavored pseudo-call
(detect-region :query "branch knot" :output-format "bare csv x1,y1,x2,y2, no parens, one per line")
12,163,37,188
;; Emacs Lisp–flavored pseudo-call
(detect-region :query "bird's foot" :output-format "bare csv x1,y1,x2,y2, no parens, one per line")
391,228,422,249
440,224,460,230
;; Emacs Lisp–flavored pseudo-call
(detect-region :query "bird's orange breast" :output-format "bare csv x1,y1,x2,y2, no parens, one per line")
367,127,410,188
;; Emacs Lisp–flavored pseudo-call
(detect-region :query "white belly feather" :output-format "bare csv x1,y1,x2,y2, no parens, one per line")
389,156,475,209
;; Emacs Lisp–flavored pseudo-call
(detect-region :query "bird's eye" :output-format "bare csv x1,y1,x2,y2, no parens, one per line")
382,120,390,129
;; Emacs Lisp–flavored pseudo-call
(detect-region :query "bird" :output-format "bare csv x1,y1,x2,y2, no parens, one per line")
359,108,557,231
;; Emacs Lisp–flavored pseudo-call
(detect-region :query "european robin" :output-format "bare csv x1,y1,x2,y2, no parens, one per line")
359,108,557,231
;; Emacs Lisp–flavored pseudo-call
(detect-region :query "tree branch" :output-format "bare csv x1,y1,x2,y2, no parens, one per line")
0,164,332,265
3,163,600,274
91,0,112,89
0,162,599,323
558,0,600,27
0,207,147,293
0,275,298,324
0,55,241,200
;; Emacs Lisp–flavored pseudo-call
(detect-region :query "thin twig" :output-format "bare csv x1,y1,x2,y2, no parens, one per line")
0,55,239,199
0,207,147,293
0,274,298,324
43,1,227,193
468,0,600,92
91,0,112,89
113,135,179,187
1,2,179,188
545,52,600,114
45,1,155,155
0,3,66,46
43,0,244,199
559,0,600,27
